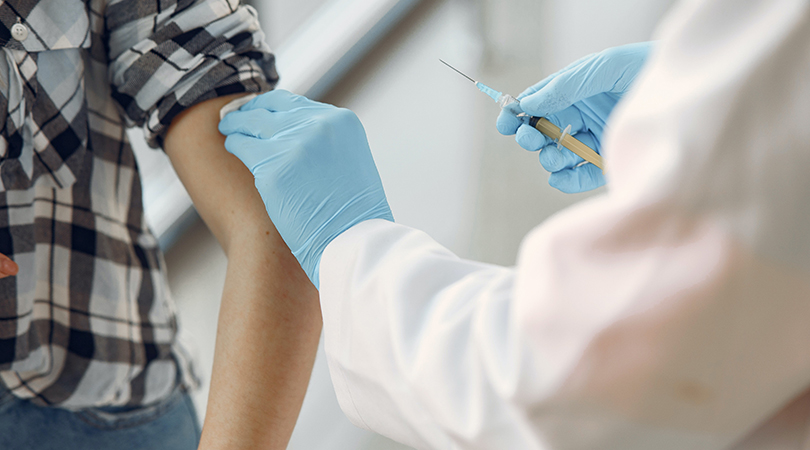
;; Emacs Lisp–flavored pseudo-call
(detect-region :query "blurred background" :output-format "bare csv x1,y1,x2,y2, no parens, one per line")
131,0,678,448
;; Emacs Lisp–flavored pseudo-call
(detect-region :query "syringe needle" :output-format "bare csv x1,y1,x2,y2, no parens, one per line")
439,57,605,172
439,59,476,84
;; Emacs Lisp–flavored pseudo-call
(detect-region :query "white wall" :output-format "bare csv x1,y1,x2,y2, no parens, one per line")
247,0,330,48
482,0,677,70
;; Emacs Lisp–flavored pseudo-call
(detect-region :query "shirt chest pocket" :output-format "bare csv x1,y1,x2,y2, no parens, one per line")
0,1,91,52
0,1,92,191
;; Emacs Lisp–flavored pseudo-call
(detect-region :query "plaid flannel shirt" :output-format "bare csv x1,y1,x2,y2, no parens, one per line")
0,0,276,408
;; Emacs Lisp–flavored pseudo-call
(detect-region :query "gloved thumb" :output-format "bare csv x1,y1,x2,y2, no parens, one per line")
224,133,281,173
520,42,653,117
519,60,608,117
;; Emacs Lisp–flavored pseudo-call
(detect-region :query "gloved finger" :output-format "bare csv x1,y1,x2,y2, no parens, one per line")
224,132,281,172
548,163,606,193
497,108,524,135
219,108,301,139
521,43,652,117
539,130,599,172
240,89,325,113
542,131,601,171
496,98,529,135
516,74,554,101
543,105,587,135
538,144,583,173
515,124,552,151
512,105,587,149
520,58,617,117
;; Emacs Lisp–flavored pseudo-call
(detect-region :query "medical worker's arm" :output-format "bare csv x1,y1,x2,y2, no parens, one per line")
223,0,810,447
164,95,322,449
322,5,810,443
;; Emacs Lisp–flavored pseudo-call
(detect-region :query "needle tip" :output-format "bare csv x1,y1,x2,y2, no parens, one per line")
439,59,476,84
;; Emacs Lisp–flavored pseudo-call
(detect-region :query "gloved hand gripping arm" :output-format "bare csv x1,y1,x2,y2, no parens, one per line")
219,90,394,288
497,42,653,193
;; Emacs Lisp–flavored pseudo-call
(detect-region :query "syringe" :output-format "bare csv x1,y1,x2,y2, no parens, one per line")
440,60,604,171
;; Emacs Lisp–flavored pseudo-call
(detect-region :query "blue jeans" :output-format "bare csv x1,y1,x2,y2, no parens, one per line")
0,384,201,449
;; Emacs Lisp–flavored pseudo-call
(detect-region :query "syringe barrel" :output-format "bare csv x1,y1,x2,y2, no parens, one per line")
529,116,605,171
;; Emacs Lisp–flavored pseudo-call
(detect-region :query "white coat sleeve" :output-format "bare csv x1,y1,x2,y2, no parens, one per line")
319,0,810,448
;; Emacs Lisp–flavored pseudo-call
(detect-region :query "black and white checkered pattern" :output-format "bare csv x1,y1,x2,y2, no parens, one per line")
0,0,276,408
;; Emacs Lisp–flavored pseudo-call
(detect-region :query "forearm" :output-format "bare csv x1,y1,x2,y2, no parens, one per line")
163,94,321,449
204,227,321,448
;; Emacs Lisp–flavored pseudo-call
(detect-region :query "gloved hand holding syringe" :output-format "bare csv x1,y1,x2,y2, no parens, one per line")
440,59,604,171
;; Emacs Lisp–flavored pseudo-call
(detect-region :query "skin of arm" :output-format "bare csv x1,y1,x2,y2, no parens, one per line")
0,254,18,278
163,93,323,449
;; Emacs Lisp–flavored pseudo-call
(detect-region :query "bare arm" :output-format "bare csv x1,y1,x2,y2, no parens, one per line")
0,253,18,278
164,94,322,449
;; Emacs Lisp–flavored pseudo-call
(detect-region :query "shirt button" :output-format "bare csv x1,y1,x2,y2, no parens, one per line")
11,23,28,42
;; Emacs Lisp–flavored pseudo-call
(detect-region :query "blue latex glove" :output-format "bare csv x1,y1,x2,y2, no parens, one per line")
219,90,394,288
497,42,653,193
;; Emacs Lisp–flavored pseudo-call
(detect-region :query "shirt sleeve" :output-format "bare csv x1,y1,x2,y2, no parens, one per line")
318,0,810,448
104,0,277,148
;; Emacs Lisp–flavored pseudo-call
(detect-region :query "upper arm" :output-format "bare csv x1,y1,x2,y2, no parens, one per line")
103,0,280,250
105,0,277,148
162,93,273,253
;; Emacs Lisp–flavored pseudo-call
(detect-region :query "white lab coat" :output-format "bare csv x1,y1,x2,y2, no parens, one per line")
319,0,810,448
